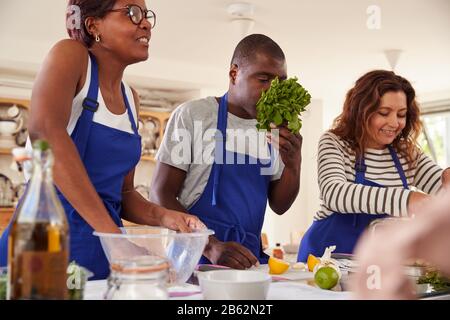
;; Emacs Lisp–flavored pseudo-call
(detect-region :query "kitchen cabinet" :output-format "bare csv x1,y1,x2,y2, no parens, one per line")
0,98,29,222
0,207,14,234
138,109,171,163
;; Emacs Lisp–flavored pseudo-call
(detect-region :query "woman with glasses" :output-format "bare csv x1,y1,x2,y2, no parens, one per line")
0,0,204,280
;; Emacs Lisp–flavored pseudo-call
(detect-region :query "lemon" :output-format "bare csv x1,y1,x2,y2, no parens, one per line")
307,254,320,272
314,266,339,290
268,256,290,275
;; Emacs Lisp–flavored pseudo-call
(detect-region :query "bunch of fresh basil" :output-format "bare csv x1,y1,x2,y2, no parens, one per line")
256,77,311,133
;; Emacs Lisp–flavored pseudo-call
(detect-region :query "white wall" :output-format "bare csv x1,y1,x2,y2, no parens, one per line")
262,99,324,247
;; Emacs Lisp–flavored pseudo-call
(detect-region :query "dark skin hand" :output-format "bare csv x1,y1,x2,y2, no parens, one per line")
149,162,259,269
267,123,302,214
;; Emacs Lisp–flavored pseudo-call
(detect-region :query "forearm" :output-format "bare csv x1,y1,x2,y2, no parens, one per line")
269,165,300,214
149,188,188,213
121,190,165,226
321,179,411,217
413,153,444,194
44,132,119,233
149,187,221,260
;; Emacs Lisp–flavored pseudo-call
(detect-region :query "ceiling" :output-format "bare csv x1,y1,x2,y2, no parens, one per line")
0,0,449,109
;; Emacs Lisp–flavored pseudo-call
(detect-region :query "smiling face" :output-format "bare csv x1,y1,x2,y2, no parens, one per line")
367,91,408,149
90,0,152,64
230,52,287,119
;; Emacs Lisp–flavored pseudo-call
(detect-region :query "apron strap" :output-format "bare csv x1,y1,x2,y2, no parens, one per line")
72,52,99,160
388,145,409,189
355,157,367,184
211,94,228,206
121,83,139,135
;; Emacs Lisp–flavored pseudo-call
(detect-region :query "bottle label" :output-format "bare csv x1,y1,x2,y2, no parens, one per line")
20,250,68,299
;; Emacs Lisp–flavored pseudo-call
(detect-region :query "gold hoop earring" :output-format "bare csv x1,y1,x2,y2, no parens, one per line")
95,34,101,43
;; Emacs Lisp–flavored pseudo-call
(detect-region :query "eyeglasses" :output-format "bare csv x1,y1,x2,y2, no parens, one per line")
109,4,156,28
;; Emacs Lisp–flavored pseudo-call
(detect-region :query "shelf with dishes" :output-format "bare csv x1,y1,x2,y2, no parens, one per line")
0,98,29,151
138,109,171,163
0,98,173,162
0,148,13,156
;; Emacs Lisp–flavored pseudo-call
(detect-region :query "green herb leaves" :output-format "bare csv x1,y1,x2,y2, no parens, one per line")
256,77,311,133
418,270,450,292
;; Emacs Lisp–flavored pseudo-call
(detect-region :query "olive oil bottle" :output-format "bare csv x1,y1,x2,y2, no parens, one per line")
8,140,69,299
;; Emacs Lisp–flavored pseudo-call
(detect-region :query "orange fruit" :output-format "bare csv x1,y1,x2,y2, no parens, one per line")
307,254,320,272
268,256,290,275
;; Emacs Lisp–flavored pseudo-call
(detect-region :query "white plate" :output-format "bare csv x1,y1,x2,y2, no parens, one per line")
252,264,313,281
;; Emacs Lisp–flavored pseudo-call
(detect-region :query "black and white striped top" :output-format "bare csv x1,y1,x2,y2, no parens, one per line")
315,131,443,220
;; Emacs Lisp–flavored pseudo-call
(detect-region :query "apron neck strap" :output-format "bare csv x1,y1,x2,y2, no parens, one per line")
73,52,100,159
217,94,228,136
355,146,409,189
355,157,367,184
82,52,100,112
121,83,139,135
388,145,409,189
211,93,229,206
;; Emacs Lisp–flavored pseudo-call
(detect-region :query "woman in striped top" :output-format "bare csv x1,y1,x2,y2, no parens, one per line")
297,70,450,262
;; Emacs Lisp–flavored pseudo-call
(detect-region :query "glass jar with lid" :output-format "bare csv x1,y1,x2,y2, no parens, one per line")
104,256,169,300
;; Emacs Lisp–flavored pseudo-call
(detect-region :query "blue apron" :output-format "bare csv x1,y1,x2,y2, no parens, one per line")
297,146,408,262
0,53,141,280
189,94,273,264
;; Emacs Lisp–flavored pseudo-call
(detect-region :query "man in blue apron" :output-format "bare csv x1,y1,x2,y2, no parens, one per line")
150,34,303,269
297,146,408,261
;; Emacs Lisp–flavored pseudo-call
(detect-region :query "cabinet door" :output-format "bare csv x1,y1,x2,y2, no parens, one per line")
0,208,14,233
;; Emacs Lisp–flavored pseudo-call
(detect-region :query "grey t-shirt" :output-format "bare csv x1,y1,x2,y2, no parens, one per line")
155,96,285,209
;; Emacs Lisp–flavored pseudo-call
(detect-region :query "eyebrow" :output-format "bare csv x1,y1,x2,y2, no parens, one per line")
255,72,287,80
379,106,407,111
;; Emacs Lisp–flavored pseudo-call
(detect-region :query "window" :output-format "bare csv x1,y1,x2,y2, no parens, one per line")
418,99,450,167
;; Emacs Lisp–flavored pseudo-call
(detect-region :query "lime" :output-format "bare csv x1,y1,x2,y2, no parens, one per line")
314,266,339,290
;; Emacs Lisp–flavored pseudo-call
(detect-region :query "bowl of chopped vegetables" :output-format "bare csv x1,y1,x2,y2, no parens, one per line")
417,270,450,294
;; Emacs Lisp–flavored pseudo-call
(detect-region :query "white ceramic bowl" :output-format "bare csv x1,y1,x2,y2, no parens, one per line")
0,120,18,135
283,243,300,254
198,270,271,300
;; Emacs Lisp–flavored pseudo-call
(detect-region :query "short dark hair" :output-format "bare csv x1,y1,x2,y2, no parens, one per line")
230,34,285,67
66,0,117,47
